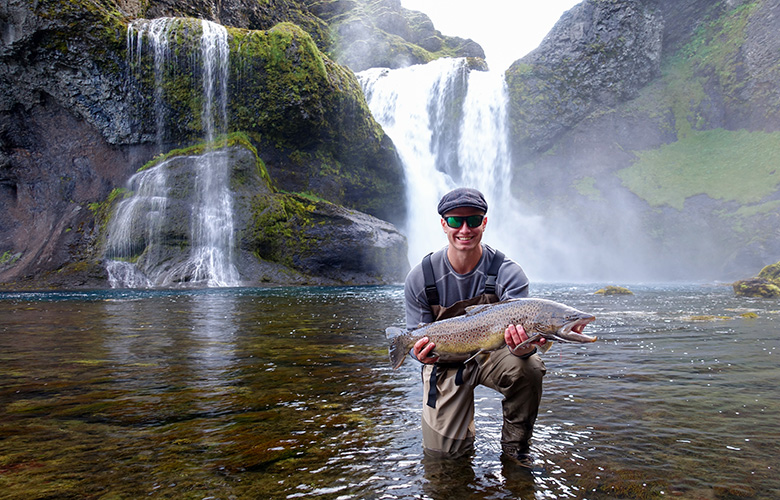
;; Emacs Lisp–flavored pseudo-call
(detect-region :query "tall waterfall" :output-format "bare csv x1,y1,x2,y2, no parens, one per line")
358,59,566,279
106,18,239,288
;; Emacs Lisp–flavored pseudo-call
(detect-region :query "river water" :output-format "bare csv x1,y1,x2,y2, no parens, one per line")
1,284,778,499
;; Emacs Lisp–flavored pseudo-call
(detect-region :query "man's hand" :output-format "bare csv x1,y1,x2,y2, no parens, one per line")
413,336,439,364
505,324,546,357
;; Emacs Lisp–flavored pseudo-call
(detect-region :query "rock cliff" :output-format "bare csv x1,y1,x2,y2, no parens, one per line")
504,0,780,279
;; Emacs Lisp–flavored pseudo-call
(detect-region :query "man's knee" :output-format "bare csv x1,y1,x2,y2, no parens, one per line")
488,351,546,393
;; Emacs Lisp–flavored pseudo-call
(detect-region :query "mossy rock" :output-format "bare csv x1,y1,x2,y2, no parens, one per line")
732,278,780,298
757,261,780,283
595,286,634,296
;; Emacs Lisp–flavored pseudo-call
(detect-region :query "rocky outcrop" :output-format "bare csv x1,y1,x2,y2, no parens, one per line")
244,190,410,285
0,0,407,287
733,261,780,297
99,143,409,287
503,0,780,280
306,0,485,71
506,0,665,154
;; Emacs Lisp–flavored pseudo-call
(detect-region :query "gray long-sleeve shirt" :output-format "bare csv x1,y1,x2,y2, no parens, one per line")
404,245,530,329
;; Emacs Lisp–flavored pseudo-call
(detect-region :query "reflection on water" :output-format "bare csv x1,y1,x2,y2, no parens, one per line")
0,284,778,499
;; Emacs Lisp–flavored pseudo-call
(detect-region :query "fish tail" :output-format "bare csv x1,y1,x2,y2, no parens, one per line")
386,327,411,369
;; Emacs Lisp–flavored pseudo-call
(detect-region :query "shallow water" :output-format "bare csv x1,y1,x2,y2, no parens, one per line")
0,284,778,499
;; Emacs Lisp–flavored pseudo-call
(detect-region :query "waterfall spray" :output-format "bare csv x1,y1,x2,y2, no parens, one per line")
358,59,562,277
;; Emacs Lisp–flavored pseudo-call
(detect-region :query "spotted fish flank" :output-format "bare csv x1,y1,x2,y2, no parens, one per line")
386,298,597,369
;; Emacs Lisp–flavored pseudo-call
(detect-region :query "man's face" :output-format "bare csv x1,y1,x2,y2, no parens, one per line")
441,207,487,252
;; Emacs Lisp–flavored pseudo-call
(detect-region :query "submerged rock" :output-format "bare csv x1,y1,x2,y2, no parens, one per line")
595,286,634,296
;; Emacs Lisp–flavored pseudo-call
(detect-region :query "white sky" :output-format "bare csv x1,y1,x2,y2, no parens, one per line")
400,0,582,71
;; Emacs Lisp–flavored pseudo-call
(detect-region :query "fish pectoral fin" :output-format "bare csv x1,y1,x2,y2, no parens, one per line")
464,304,492,315
538,340,554,354
511,332,543,352
463,349,487,364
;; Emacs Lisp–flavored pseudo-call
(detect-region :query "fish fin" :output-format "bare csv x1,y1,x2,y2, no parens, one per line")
385,326,405,339
538,340,554,354
387,327,412,369
511,332,543,353
462,349,486,364
464,304,492,315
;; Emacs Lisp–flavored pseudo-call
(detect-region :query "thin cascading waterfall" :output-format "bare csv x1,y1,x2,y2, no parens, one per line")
127,18,173,150
104,166,168,288
358,59,558,276
185,20,239,287
108,18,239,287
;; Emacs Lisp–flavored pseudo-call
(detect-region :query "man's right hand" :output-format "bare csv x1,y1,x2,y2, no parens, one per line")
413,336,439,364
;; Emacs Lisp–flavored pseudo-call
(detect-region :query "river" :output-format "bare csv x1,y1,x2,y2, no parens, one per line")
0,284,778,499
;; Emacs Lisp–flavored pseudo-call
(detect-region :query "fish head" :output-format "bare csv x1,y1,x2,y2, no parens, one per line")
552,309,597,343
527,300,597,344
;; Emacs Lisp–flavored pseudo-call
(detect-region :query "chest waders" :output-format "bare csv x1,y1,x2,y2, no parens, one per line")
419,251,546,459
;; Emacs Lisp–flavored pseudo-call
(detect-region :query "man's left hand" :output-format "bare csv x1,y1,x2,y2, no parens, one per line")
505,324,546,357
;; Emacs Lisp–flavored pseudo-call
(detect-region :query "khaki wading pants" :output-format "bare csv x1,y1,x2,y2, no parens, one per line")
421,347,546,458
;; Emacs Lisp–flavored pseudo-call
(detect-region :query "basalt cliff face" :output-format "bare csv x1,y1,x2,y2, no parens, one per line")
0,0,428,287
505,0,780,279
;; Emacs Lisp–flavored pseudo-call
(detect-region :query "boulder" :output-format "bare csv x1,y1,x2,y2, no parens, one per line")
733,261,780,298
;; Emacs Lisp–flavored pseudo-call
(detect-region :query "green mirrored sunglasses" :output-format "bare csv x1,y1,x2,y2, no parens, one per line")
444,215,484,228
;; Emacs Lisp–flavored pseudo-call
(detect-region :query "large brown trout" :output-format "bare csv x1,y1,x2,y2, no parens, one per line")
386,298,596,369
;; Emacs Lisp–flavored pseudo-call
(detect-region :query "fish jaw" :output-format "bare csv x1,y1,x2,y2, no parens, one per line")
550,314,597,343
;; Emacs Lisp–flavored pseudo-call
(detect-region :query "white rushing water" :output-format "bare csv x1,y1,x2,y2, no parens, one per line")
108,18,239,288
358,59,567,278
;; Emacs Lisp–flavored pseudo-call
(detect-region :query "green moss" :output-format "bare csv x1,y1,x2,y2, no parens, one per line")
757,261,780,282
138,131,267,175
229,22,333,148
249,193,318,268
0,251,21,267
35,0,129,71
733,278,780,298
658,2,760,138
88,188,130,230
572,176,604,201
616,129,780,209
595,286,634,295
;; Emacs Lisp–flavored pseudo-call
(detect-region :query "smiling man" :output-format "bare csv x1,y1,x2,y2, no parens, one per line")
403,187,547,467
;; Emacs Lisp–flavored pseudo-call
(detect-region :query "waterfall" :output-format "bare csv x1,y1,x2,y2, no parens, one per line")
187,19,238,287
107,18,239,288
358,59,562,278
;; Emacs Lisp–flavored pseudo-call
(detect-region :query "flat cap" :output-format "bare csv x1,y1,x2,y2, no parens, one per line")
437,187,488,216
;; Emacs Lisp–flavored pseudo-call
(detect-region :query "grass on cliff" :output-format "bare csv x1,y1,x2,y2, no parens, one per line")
616,128,780,210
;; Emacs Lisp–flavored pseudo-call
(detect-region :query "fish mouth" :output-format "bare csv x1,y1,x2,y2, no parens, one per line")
554,315,597,343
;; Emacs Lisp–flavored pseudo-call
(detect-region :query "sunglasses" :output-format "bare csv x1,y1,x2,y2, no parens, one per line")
444,215,484,228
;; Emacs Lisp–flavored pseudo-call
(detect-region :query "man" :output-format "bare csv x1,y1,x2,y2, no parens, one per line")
403,187,547,466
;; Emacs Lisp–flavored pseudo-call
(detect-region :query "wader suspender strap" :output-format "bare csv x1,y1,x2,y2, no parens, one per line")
422,251,505,306
426,364,466,408
422,253,439,306
422,250,505,408
483,250,505,296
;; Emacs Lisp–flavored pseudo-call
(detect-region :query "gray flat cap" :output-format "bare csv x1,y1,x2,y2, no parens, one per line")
437,188,488,216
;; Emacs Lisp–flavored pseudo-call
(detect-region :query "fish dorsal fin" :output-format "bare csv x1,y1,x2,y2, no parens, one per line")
464,304,492,315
